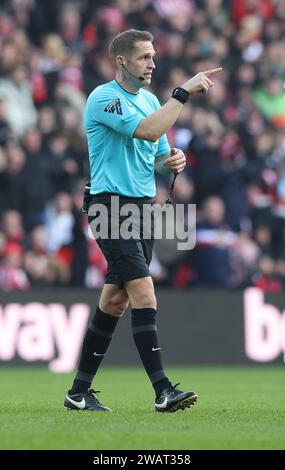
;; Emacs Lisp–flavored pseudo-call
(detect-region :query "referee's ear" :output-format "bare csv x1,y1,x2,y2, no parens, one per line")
117,56,124,67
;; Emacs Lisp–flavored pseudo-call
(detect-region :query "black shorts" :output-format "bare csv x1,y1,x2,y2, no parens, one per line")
88,193,155,289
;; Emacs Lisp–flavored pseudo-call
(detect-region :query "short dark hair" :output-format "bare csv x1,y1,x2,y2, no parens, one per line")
109,29,153,66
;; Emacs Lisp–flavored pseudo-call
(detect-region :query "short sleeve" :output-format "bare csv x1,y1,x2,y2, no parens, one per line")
87,90,143,138
155,133,171,157
148,94,171,157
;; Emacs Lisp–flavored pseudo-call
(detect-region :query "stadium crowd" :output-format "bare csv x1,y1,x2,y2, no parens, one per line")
0,0,285,292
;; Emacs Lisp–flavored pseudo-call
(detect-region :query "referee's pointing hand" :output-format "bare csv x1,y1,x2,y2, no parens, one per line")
182,67,223,96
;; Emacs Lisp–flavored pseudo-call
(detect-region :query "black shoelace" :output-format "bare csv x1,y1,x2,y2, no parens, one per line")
169,383,182,395
88,389,101,401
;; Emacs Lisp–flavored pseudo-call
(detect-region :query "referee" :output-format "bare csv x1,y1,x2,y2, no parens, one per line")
64,29,222,412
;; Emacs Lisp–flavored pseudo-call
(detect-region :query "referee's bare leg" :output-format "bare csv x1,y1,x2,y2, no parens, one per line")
99,283,129,316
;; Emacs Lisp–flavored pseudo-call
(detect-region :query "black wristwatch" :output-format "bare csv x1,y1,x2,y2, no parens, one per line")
171,87,190,105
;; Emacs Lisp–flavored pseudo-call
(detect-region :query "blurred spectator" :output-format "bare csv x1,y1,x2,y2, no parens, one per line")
45,192,75,285
191,197,238,286
254,76,285,121
252,255,282,293
0,64,37,136
58,2,82,52
230,232,260,287
231,0,275,26
21,127,50,230
46,192,74,254
37,106,57,146
0,98,12,144
47,132,79,196
0,241,30,291
0,145,27,215
0,0,285,290
23,225,53,287
1,209,24,244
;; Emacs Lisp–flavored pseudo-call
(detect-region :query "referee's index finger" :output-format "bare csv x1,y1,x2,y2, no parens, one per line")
203,68,223,77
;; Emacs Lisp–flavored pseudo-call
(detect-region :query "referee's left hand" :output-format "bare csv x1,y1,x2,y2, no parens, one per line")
164,148,186,173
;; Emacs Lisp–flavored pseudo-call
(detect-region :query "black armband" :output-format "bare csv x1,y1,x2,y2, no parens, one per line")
171,87,190,105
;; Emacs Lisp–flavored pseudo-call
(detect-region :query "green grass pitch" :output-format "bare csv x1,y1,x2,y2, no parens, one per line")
1,367,285,450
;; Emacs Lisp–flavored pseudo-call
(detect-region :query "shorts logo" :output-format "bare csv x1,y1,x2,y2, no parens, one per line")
104,98,123,115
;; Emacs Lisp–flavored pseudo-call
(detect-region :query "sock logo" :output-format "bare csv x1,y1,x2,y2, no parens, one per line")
152,347,161,352
93,352,105,356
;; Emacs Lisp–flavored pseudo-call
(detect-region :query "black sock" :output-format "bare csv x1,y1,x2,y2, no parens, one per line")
70,307,119,394
132,308,171,397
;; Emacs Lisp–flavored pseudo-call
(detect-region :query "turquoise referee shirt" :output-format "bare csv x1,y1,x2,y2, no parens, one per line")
84,80,170,197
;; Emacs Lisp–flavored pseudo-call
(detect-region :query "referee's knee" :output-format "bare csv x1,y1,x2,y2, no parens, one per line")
130,293,157,310
100,299,129,317
114,303,128,316
135,296,156,309
126,277,157,309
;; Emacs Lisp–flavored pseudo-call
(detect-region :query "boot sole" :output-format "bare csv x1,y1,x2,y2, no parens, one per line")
156,394,198,413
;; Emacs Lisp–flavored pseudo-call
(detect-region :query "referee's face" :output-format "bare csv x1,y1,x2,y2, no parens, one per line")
129,41,156,85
